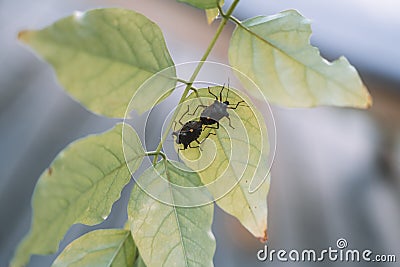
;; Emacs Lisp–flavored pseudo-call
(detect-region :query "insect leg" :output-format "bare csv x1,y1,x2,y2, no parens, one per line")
188,104,208,116
208,86,218,100
199,131,216,144
189,143,201,150
204,121,219,130
178,105,190,126
228,100,247,110
194,139,203,151
227,116,235,129
178,143,188,151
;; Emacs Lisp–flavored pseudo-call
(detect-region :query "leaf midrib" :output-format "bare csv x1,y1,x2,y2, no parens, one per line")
213,129,261,232
234,20,363,96
38,155,142,231
33,32,164,79
163,163,189,267
106,231,131,266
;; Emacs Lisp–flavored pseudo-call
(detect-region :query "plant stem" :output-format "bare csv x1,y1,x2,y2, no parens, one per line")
152,0,240,165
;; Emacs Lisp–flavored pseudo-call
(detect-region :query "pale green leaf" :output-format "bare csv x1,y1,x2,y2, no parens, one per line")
178,0,218,9
18,8,176,118
229,10,372,108
176,87,270,240
11,123,144,267
52,229,136,267
128,161,216,267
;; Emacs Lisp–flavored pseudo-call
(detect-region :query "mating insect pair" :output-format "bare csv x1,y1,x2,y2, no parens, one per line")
172,85,246,151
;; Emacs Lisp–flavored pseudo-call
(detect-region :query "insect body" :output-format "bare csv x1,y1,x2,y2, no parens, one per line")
200,97,230,127
172,120,203,150
191,85,246,129
172,105,215,150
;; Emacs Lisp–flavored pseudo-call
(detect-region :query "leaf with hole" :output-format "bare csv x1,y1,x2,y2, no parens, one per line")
229,10,372,108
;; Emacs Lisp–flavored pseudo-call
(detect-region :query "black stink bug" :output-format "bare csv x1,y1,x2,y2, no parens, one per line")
172,106,215,150
190,85,247,129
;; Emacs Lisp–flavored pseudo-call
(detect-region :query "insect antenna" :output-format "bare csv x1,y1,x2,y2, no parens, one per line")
208,86,218,100
219,83,225,102
226,78,230,102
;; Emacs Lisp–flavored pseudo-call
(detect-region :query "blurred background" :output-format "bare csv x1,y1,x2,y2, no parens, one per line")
1,0,399,266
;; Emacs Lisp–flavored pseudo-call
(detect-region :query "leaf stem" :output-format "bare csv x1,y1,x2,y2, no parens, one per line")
152,0,240,165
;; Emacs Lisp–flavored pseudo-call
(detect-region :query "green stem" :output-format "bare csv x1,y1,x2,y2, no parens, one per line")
152,0,240,165
225,13,242,26
175,78,199,95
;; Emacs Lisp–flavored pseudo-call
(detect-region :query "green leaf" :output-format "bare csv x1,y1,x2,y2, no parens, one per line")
11,123,145,267
229,10,372,108
52,229,136,267
18,8,176,118
176,87,270,240
128,161,216,267
177,0,219,9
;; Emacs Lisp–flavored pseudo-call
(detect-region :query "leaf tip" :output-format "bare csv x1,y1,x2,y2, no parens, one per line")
357,84,373,109
205,8,219,25
18,30,33,43
259,228,268,243
365,89,373,108
10,245,30,267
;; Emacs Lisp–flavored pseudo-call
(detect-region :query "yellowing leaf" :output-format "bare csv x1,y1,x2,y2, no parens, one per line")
11,124,144,267
205,1,223,24
229,10,372,108
205,8,219,24
19,8,176,118
176,87,270,240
